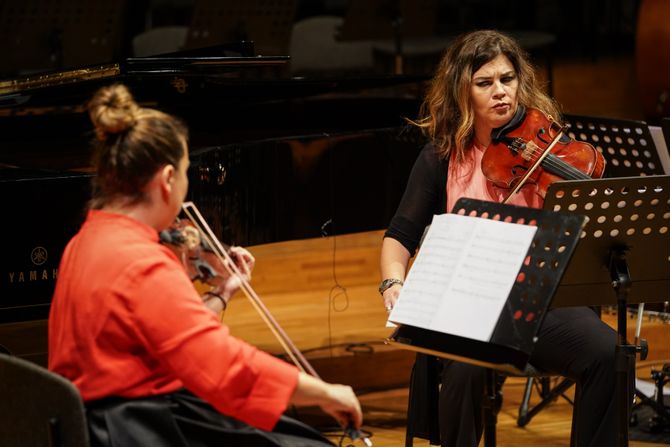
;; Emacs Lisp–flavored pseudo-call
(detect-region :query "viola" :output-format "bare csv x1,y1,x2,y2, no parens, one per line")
163,202,371,445
160,217,234,307
481,105,606,203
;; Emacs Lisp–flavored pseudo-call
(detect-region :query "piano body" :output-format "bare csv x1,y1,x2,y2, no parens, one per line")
0,43,426,365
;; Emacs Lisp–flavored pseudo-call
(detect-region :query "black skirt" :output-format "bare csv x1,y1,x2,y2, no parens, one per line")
85,389,335,447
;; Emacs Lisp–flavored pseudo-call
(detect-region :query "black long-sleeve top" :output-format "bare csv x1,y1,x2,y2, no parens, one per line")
384,143,451,256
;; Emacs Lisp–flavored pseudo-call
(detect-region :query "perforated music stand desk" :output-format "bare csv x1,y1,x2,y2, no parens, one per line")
388,198,584,374
545,175,670,308
563,114,666,177
387,198,585,370
544,174,670,447
388,198,584,447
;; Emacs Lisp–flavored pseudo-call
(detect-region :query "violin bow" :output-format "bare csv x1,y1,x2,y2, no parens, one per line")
502,121,568,204
181,202,318,376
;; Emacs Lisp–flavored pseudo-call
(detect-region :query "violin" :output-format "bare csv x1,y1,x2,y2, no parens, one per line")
481,105,606,203
160,204,319,371
162,202,371,446
160,217,235,309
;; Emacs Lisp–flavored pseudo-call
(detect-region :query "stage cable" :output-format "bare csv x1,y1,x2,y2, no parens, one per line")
317,136,376,446
322,133,351,358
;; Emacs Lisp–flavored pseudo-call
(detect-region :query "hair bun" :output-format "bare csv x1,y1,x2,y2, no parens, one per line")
88,84,140,139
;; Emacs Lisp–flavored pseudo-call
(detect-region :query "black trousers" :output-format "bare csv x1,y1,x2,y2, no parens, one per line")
438,306,626,447
85,389,335,447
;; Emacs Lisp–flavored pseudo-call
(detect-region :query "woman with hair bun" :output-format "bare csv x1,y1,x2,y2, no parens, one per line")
48,84,361,447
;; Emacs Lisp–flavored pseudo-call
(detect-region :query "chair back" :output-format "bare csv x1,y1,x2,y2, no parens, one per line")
131,26,188,57
0,353,88,447
289,16,374,75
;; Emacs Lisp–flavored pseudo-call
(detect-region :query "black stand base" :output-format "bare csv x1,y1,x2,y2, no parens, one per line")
631,364,670,433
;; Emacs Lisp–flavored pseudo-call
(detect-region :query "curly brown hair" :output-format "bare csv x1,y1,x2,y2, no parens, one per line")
88,84,188,208
413,30,560,162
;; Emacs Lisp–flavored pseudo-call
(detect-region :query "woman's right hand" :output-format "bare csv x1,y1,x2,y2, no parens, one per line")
382,284,402,313
291,373,363,430
318,383,363,430
380,236,410,313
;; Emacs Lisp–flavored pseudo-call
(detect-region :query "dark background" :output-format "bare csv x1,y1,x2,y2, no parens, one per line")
0,0,639,76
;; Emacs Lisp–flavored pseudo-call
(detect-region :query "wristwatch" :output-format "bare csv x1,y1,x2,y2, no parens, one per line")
378,278,404,296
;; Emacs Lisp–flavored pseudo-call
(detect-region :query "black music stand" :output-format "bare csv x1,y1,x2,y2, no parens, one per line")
517,114,669,427
389,198,585,447
544,174,670,447
563,114,665,177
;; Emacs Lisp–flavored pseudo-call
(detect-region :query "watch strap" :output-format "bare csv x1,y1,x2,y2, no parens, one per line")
378,278,404,295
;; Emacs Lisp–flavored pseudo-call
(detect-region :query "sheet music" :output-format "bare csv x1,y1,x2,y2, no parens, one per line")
388,213,537,341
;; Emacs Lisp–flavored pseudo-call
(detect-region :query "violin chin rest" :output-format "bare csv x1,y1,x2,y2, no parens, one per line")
491,104,527,143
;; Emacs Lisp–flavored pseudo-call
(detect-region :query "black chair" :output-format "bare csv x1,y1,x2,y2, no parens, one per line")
405,353,574,446
0,353,89,447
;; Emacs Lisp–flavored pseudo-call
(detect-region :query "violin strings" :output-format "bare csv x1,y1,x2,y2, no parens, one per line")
523,133,590,178
516,138,592,180
512,117,590,181
525,139,590,178
530,151,590,179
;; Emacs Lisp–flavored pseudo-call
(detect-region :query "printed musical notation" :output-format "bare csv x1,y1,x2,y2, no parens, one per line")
388,213,537,341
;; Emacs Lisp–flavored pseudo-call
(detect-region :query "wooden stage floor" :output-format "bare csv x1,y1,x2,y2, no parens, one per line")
225,229,669,447
332,380,668,447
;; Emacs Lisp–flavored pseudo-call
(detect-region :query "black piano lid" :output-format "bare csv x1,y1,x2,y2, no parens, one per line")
0,39,428,112
0,42,264,94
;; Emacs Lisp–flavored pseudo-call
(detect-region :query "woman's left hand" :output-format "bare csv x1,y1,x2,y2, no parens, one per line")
218,246,255,298
203,246,255,314
227,246,255,280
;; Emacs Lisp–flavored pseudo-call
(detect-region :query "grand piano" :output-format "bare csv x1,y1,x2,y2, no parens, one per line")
0,42,427,365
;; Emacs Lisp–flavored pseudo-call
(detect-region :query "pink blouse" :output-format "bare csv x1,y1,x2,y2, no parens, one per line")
447,142,544,212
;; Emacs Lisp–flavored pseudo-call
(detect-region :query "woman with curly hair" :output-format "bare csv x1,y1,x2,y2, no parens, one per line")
380,30,623,447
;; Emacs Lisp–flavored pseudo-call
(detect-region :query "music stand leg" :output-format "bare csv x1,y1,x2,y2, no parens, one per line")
483,369,500,447
610,249,634,447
